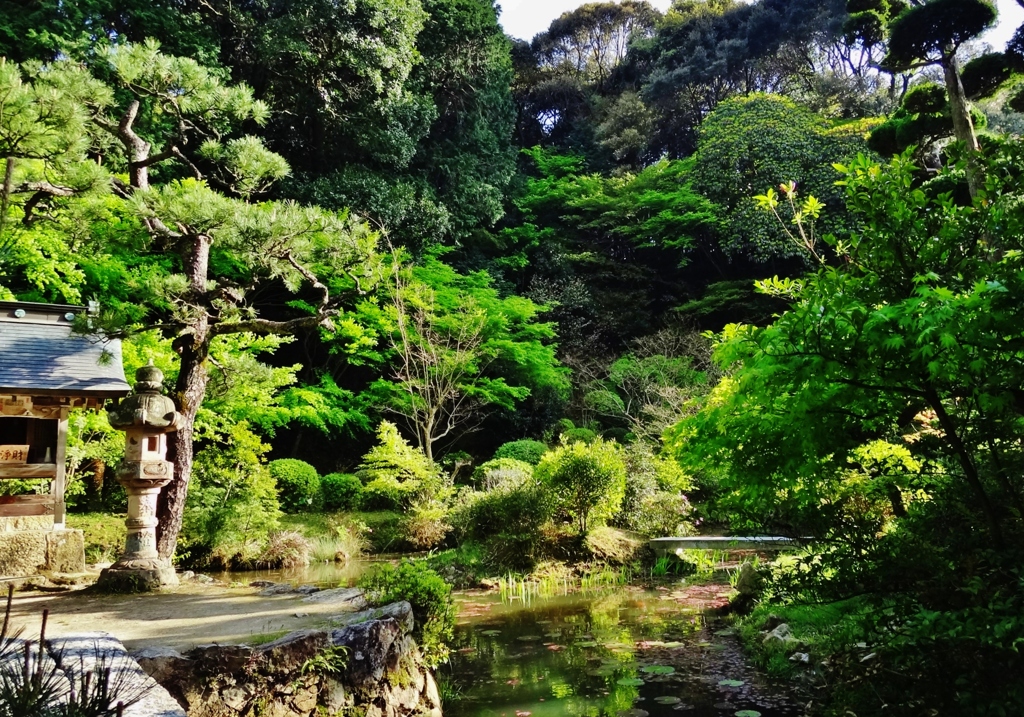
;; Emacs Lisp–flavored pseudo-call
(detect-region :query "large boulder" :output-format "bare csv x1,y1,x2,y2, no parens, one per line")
133,601,439,717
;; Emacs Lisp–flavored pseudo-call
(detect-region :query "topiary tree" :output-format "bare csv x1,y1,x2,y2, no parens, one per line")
853,0,999,196
493,439,549,465
321,472,363,511
535,438,627,534
867,82,987,159
268,459,322,513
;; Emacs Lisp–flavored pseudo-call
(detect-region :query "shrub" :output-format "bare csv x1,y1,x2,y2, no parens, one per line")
268,459,322,513
360,477,421,511
617,443,692,532
257,530,311,568
181,422,282,567
358,560,454,667
471,458,533,490
402,500,451,550
321,472,362,511
468,481,550,540
535,438,627,534
356,422,445,509
469,481,552,571
632,491,693,537
561,427,598,444
493,439,549,465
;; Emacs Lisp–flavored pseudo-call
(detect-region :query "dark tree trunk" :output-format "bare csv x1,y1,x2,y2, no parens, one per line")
156,233,213,561
924,386,1004,549
942,53,982,197
156,338,209,559
87,459,105,511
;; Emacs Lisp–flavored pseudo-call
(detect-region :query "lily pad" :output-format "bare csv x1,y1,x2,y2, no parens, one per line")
718,679,745,687
577,640,599,648
654,696,681,705
480,629,501,636
617,710,649,717
616,678,645,687
735,711,762,717
640,665,675,675
517,635,542,641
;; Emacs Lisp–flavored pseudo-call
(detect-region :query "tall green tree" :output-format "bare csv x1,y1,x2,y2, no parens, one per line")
691,93,873,262
0,44,379,558
638,0,846,157
670,147,1024,712
367,256,567,460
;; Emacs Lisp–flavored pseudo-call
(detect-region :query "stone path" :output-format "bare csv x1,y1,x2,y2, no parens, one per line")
8,581,368,650
51,633,187,717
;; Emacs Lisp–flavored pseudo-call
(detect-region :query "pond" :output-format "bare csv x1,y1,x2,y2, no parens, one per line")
441,584,800,717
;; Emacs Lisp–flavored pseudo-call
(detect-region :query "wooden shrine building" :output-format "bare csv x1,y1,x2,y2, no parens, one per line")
0,300,130,578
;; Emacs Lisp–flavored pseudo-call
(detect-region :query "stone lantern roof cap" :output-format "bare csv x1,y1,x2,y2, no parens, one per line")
107,361,180,432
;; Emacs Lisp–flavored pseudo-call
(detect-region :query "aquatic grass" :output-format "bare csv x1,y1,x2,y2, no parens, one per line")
308,527,367,564
677,549,730,581
497,565,632,604
436,672,462,706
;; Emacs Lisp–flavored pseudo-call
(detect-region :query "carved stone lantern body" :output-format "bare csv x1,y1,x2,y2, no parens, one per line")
97,362,181,591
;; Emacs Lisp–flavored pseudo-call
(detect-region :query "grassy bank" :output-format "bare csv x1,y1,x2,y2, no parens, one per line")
67,513,126,564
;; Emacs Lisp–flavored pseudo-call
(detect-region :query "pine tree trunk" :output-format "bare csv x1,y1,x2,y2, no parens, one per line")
942,52,982,197
156,233,212,561
156,338,209,560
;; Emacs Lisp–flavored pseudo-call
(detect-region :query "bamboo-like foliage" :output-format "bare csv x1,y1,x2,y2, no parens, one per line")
0,586,145,717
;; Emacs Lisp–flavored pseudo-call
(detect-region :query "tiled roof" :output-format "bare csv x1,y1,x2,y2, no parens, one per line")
0,314,130,397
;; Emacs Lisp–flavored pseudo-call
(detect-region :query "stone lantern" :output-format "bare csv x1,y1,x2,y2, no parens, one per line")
97,362,181,591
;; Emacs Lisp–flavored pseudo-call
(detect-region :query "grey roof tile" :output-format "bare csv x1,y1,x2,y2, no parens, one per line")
0,321,130,396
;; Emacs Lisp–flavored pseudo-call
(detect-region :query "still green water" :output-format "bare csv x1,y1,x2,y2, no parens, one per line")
441,586,799,717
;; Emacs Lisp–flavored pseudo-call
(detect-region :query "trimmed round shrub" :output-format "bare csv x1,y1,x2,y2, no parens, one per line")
493,439,549,465
633,492,693,537
472,458,534,490
360,477,421,511
268,459,322,513
561,427,597,444
321,472,362,511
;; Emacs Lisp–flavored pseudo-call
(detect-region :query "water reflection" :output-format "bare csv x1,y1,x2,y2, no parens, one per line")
208,558,371,587
444,587,798,717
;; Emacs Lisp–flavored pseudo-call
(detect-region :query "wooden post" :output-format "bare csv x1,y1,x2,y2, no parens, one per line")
52,407,68,529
